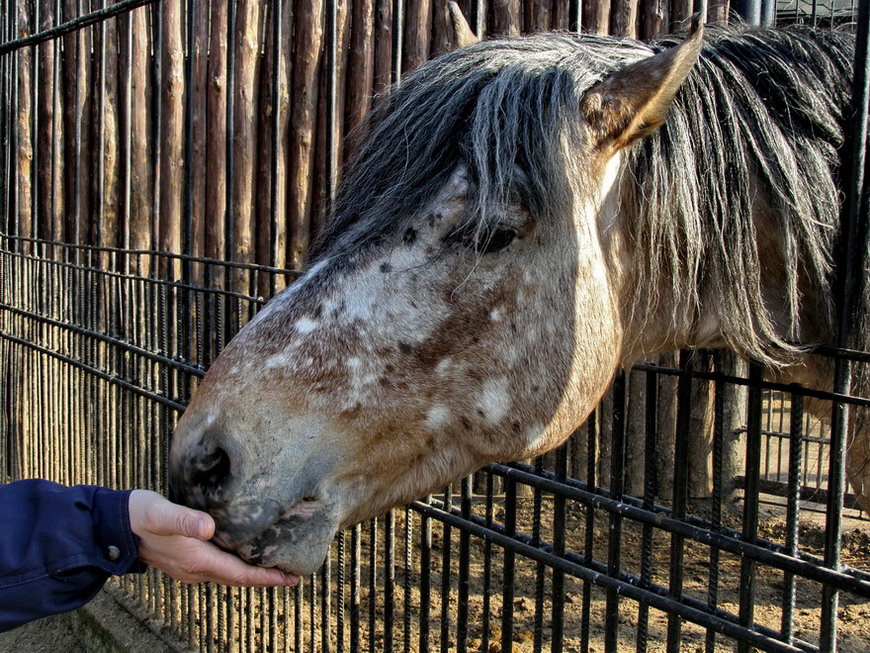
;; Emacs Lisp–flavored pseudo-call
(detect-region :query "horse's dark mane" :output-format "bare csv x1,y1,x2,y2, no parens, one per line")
629,26,854,361
311,24,858,363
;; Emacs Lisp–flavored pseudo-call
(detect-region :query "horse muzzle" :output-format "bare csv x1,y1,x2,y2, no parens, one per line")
212,497,339,576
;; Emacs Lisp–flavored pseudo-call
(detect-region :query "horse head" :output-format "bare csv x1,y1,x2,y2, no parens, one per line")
169,20,704,575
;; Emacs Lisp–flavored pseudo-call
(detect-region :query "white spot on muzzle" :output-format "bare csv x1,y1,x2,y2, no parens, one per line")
476,377,512,425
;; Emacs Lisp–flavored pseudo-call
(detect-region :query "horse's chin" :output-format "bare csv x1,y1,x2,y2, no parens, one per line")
215,500,339,576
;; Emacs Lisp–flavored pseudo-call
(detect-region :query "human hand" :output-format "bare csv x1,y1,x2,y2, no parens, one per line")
128,490,300,587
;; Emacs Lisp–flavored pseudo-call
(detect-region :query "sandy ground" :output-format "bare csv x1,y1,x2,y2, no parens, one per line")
0,612,84,652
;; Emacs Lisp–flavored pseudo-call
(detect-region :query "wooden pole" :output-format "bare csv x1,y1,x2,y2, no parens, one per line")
158,0,184,264
36,0,62,241
583,0,612,35
403,0,431,73
491,0,521,36
62,0,91,245
526,0,552,32
669,0,693,31
372,0,393,96
231,0,262,301
641,0,670,40
611,0,639,37
709,0,730,23
189,0,208,262
311,0,350,240
98,15,120,257
205,0,228,263
16,0,33,247
553,0,572,30
128,5,152,271
345,0,374,158
288,0,324,269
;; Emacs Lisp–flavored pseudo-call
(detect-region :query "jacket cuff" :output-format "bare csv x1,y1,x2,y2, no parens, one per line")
88,488,144,575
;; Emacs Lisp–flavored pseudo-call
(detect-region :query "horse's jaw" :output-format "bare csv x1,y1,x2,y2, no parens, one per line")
212,497,338,576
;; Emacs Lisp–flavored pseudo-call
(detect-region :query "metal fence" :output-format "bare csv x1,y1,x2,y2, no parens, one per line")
1,1,869,652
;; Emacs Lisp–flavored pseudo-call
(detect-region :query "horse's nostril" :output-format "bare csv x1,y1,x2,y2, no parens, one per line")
191,446,232,493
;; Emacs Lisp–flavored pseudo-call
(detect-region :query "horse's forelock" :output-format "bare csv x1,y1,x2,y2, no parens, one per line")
308,33,651,264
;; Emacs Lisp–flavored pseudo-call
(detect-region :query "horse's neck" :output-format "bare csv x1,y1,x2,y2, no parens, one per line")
611,180,827,368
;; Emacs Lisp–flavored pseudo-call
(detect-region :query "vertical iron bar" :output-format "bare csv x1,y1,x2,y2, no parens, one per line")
439,486,453,653
705,355,726,653
636,370,658,653
737,362,764,653
551,442,568,653
385,509,395,653
501,477,517,653
580,411,597,653
532,457,546,653
666,352,693,653
605,374,626,653
457,477,472,653
781,392,803,644
481,473,494,653
821,2,870,650
419,498,432,653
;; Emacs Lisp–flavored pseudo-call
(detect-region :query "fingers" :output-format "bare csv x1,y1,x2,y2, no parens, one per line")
171,505,215,541
131,489,215,540
183,541,300,587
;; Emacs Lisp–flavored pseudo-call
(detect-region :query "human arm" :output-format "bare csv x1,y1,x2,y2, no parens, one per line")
0,479,141,632
0,481,298,632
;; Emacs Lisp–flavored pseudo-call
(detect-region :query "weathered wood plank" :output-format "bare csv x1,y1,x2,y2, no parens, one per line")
288,0,324,268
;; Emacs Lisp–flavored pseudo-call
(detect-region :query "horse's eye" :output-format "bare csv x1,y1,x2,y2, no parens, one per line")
444,225,517,254
479,227,517,253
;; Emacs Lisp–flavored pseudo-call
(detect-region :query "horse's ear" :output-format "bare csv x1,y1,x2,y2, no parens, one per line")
448,1,480,48
580,14,704,151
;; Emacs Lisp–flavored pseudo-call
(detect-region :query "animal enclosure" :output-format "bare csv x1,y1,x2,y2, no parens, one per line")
1,1,869,652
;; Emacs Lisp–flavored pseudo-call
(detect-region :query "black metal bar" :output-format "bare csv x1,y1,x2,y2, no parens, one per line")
501,478,517,653
666,352,693,652
632,361,870,409
738,363,764,653
0,0,159,56
439,487,452,653
551,443,568,653
605,374,626,653
636,370,658,653
781,393,804,644
457,478,472,653
419,497,431,653
482,464,870,593
580,412,596,653
532,456,546,653
411,501,816,653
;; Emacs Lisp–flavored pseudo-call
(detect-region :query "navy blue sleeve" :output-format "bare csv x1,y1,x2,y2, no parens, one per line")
0,480,143,632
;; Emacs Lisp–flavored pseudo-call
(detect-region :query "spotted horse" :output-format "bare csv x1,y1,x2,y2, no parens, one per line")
170,12,869,575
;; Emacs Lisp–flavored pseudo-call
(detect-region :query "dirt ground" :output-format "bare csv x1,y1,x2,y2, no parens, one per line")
350,495,870,652
2,497,867,652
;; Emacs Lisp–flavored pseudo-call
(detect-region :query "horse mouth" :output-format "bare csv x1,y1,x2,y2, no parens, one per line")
213,498,338,576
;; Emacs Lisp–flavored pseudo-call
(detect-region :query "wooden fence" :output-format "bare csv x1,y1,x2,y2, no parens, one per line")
7,0,730,288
